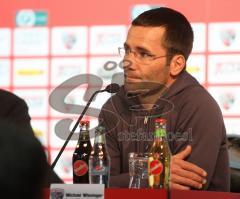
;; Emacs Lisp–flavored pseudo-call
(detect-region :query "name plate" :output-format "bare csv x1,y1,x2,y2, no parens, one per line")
50,184,104,199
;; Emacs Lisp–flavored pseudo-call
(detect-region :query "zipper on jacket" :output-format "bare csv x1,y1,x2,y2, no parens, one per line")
144,116,148,125
143,115,151,152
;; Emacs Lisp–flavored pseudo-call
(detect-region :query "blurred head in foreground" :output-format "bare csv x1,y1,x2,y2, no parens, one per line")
0,121,47,199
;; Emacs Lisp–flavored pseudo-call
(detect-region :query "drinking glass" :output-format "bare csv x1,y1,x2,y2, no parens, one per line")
128,152,149,189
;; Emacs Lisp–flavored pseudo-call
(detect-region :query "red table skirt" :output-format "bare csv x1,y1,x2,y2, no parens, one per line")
44,188,240,199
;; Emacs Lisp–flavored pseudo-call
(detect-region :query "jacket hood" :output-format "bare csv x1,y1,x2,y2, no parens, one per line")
163,70,202,99
115,71,201,108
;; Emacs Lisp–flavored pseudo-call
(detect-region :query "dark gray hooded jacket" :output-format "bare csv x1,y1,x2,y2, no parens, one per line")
99,71,230,191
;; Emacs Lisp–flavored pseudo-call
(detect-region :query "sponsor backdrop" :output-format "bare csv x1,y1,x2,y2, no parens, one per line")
1,0,240,183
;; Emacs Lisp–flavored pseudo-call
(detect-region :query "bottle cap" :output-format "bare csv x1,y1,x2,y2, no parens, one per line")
80,120,90,127
96,126,105,133
155,118,166,124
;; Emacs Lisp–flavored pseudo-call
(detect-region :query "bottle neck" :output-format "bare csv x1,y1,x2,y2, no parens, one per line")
94,134,106,145
154,127,167,139
92,134,109,157
79,127,90,141
79,134,90,141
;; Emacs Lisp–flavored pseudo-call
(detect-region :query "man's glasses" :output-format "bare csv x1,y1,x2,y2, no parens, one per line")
118,47,168,65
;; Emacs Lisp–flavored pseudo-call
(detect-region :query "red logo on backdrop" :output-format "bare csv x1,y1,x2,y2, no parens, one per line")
150,160,163,175
73,160,88,176
62,33,77,49
220,29,236,47
220,92,235,110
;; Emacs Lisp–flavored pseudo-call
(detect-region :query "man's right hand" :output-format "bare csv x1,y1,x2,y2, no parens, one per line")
170,145,207,190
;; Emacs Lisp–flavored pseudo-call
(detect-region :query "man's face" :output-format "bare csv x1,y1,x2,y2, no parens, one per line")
123,26,172,93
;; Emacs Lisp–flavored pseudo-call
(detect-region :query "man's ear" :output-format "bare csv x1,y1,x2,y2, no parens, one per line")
169,55,186,76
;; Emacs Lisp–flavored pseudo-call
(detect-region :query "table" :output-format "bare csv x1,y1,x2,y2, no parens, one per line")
45,188,240,199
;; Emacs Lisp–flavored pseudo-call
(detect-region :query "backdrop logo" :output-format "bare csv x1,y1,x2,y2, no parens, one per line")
131,4,165,20
97,60,124,82
57,64,80,77
26,96,44,108
49,60,174,140
17,69,44,76
215,62,240,75
49,73,119,140
16,10,48,27
186,65,201,74
60,157,72,175
96,33,121,46
220,29,236,47
51,188,64,199
219,92,235,110
62,33,77,50
33,128,44,141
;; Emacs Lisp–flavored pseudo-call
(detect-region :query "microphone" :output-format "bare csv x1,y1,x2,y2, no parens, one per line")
105,83,120,93
51,83,120,170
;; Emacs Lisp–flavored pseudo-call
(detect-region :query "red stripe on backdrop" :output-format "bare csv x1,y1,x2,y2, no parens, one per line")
1,0,240,27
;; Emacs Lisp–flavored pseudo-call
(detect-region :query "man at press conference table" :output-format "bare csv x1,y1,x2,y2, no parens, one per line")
99,7,230,191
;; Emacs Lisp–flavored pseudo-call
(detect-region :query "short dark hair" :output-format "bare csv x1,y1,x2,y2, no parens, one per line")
132,7,194,63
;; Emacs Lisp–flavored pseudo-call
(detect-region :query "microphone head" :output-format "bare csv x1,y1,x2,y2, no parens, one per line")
105,83,120,93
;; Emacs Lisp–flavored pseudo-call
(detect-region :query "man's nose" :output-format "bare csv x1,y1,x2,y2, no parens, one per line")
122,55,138,71
122,58,132,69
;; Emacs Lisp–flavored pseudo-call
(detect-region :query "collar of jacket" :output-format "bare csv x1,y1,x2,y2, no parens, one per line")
115,71,200,118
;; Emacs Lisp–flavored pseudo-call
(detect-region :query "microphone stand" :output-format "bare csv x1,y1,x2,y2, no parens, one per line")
51,89,105,170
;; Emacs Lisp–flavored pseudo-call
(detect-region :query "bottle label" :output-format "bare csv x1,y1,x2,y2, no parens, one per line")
73,160,88,176
154,129,166,137
149,160,163,175
91,165,108,175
